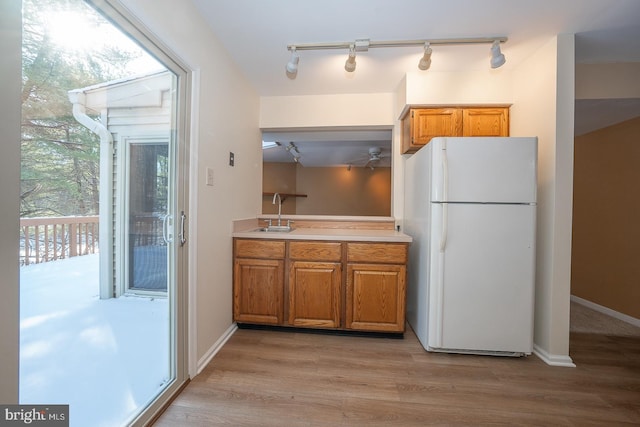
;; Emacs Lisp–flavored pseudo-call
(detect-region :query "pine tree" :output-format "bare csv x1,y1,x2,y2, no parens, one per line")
20,0,142,217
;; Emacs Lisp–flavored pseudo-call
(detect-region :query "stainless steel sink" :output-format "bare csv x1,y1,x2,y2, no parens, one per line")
253,226,294,233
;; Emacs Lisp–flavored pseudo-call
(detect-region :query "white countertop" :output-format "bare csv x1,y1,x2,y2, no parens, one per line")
232,226,413,243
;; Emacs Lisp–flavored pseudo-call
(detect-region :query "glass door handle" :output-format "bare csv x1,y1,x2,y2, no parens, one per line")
162,214,173,244
179,211,187,246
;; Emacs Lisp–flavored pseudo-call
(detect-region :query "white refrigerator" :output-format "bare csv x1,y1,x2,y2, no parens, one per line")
404,137,537,356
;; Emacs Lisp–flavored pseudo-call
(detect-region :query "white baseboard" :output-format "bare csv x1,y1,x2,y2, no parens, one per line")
571,295,640,328
196,323,238,375
533,344,576,368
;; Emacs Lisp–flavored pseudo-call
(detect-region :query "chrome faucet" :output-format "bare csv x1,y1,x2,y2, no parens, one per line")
272,192,282,226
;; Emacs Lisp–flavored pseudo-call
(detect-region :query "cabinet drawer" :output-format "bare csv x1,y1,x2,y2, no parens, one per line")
347,243,407,264
235,239,285,259
289,241,342,261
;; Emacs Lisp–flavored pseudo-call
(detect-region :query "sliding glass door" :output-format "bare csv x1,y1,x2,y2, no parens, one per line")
19,1,189,425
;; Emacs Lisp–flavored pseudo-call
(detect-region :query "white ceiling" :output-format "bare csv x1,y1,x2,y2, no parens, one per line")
190,0,640,164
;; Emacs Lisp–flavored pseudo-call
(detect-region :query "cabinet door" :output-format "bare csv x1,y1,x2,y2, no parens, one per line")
346,263,406,332
462,107,509,137
289,261,341,328
402,108,463,153
234,258,284,325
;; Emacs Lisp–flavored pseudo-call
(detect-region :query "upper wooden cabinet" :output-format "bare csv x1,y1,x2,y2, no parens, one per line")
402,108,462,152
401,106,510,154
462,108,510,137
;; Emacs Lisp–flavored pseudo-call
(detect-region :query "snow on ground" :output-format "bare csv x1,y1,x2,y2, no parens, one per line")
20,254,170,427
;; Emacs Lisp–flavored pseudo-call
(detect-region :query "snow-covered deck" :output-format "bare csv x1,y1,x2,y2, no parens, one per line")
20,254,170,427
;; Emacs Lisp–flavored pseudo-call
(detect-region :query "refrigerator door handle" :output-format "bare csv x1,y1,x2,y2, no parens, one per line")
440,204,448,252
433,244,446,347
442,139,448,203
440,145,448,252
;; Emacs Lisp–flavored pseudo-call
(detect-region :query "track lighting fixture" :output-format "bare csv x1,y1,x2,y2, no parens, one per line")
284,142,302,164
418,42,432,71
285,49,299,79
285,37,507,78
490,40,506,69
344,45,357,72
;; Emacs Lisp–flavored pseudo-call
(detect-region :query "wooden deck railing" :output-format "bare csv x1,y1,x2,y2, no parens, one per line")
20,216,99,266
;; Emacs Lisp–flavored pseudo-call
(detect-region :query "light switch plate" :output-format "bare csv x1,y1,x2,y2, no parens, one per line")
206,167,214,186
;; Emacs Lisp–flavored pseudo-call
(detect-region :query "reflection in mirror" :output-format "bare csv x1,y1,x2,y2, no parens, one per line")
261,129,392,216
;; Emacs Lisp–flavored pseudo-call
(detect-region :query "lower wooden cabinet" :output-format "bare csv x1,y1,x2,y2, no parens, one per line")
288,261,341,328
346,263,406,332
346,242,408,332
288,241,342,328
233,258,284,325
233,238,409,334
233,239,285,325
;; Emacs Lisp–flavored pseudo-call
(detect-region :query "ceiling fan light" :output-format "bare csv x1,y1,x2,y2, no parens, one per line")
344,46,356,72
418,43,432,71
490,40,506,69
286,49,299,78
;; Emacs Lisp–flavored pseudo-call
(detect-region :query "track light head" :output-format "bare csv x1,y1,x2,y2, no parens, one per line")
286,49,299,79
285,142,299,154
490,40,506,69
418,42,432,71
344,45,356,72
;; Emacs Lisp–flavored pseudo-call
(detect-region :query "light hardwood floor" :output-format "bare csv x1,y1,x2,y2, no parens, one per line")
154,306,640,426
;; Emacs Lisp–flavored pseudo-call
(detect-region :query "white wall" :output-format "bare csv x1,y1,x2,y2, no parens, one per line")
0,0,21,403
401,70,514,106
511,35,575,365
116,0,262,370
260,93,395,129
